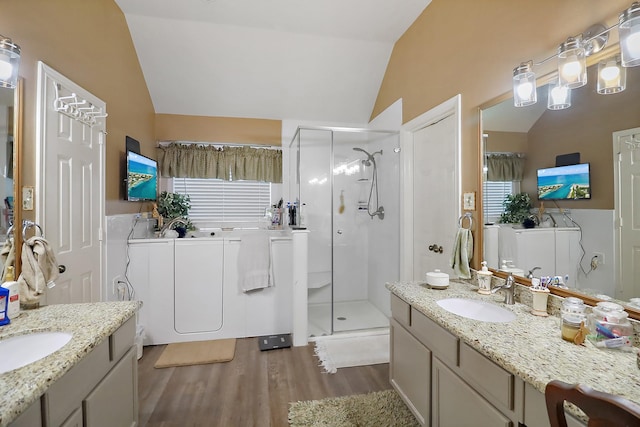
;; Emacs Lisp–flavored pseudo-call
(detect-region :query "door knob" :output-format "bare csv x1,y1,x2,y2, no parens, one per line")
58,265,66,274
337,230,343,234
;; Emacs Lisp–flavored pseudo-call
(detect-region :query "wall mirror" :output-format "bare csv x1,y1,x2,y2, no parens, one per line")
0,79,22,277
480,48,640,317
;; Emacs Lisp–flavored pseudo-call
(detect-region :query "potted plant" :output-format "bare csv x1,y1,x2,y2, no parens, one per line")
157,191,194,236
499,192,532,225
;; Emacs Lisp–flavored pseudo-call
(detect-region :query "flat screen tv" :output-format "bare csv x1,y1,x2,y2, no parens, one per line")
536,163,591,200
126,150,158,201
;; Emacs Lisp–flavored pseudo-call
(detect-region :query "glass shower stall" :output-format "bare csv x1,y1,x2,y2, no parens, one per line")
289,126,400,337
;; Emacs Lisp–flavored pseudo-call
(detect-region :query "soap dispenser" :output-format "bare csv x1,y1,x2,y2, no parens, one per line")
477,261,493,295
2,266,19,319
0,283,9,326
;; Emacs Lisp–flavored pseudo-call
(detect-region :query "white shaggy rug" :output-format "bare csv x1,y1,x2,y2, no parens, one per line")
313,332,389,374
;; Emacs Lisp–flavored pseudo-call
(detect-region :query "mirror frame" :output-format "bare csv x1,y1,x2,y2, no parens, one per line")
12,79,22,277
477,46,640,321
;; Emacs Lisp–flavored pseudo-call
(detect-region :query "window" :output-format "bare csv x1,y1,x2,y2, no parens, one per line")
173,178,271,227
483,180,520,224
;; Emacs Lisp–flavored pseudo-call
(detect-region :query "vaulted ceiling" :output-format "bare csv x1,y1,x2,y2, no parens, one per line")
114,0,431,123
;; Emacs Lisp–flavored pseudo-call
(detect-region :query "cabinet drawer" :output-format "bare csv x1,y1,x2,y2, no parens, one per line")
459,342,514,410
391,294,410,328
46,339,110,427
410,307,458,367
110,315,135,362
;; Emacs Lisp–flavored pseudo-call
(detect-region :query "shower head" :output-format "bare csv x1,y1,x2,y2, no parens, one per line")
353,147,380,167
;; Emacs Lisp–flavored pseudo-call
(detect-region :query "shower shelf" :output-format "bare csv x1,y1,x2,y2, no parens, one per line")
308,271,331,289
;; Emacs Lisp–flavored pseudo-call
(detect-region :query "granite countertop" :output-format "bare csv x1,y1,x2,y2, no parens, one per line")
0,301,139,426
387,281,640,408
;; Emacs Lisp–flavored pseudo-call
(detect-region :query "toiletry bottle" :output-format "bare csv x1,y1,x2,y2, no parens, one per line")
0,285,9,326
2,266,19,319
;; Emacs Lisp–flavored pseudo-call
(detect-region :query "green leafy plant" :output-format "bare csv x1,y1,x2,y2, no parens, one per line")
157,191,195,230
499,192,532,224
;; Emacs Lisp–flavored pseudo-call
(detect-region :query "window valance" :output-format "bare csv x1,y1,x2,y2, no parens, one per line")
157,142,282,183
486,153,525,182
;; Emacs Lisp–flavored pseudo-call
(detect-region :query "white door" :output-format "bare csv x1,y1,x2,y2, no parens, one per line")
613,127,640,300
402,95,461,280
36,62,105,304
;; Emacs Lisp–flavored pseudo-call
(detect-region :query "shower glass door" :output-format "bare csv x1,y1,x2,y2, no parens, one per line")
297,128,333,336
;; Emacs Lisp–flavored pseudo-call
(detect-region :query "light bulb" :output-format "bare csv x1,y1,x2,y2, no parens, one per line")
561,55,582,79
550,86,569,104
625,31,640,61
0,53,12,80
517,82,534,100
600,61,620,81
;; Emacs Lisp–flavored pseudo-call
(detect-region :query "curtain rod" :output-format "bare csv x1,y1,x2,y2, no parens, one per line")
157,140,282,150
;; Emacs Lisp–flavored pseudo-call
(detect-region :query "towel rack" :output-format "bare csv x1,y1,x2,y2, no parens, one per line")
6,223,13,241
459,212,473,230
22,220,44,240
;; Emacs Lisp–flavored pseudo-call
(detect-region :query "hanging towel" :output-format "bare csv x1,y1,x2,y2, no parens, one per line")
0,238,15,281
450,227,473,279
237,233,273,292
17,236,59,305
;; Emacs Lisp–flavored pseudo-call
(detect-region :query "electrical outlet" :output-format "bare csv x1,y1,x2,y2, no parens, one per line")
112,275,123,295
593,252,605,266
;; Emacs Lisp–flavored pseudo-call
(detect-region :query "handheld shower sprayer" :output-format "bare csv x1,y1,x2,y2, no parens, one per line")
352,147,384,220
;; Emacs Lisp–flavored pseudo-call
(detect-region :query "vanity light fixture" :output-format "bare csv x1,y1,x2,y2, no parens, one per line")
0,35,20,89
512,2,640,108
513,61,537,107
619,2,640,66
558,36,587,89
547,78,571,110
597,55,627,94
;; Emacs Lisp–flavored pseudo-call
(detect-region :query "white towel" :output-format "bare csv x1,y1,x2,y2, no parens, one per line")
237,233,273,292
17,236,59,305
450,227,473,279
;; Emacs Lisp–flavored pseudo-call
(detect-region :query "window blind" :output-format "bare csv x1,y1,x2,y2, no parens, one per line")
173,178,271,226
483,180,519,223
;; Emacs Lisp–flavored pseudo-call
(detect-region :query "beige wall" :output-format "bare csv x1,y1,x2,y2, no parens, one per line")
1,1,284,216
1,0,156,215
523,66,640,210
156,114,282,146
372,0,631,266
485,132,528,154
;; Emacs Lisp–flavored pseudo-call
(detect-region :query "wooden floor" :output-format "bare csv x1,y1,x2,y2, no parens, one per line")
138,337,391,426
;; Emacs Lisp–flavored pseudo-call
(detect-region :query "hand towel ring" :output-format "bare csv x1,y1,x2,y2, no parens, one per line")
22,220,44,240
459,213,473,230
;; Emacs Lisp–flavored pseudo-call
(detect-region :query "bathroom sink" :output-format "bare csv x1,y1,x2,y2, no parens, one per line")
436,298,517,323
0,331,72,374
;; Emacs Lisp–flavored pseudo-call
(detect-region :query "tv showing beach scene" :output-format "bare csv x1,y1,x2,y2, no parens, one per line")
127,151,158,201
537,163,591,200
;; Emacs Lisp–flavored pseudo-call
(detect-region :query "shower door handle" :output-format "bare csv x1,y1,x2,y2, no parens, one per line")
336,229,343,234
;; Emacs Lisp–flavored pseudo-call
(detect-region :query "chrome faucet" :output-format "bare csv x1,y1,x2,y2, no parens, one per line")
540,212,557,227
159,217,189,237
492,273,515,305
527,267,541,279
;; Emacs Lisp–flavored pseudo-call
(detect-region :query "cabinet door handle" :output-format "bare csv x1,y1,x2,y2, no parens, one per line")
58,265,66,274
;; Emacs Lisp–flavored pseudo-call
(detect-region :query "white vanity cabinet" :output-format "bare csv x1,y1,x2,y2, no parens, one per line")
9,316,137,427
390,294,523,427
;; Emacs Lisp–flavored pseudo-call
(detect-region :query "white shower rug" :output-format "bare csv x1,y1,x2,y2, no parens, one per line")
313,331,389,374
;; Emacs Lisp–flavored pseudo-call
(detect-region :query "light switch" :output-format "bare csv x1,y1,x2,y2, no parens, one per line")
22,186,34,210
463,192,475,210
